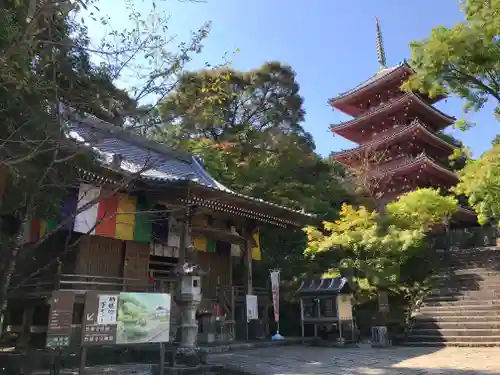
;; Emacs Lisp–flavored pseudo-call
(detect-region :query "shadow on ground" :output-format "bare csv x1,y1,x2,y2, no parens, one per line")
208,345,500,375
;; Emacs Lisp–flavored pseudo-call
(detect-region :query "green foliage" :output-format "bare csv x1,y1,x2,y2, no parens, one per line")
402,0,500,123
386,188,459,230
304,189,459,292
304,204,426,290
453,144,500,225
0,0,212,325
493,134,500,146
153,62,353,283
154,62,351,217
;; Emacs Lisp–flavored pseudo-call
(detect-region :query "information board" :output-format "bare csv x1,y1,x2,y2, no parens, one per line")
82,291,171,346
46,291,75,348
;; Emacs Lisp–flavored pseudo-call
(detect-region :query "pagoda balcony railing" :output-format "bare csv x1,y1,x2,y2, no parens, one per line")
369,152,455,177
332,120,454,158
330,93,411,130
331,92,454,131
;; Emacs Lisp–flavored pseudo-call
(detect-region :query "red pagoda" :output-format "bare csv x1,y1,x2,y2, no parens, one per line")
329,19,476,225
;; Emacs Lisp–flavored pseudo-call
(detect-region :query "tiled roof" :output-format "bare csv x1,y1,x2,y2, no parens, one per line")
330,62,408,102
296,277,351,296
332,120,457,160
63,109,313,221
330,92,455,131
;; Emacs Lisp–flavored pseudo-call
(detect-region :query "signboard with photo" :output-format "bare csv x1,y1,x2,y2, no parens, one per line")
82,291,171,346
46,291,75,348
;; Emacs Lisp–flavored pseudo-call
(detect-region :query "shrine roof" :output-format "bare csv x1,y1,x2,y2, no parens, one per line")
296,277,352,296
330,62,410,103
63,108,313,227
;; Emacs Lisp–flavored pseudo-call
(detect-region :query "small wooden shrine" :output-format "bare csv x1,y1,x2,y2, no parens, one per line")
296,277,355,343
328,19,476,226
3,112,312,348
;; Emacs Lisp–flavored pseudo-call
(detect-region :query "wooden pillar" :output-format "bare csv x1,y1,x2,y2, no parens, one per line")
18,305,34,348
243,228,253,296
243,227,254,341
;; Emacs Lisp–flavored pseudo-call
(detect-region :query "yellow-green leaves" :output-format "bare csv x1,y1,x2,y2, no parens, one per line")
386,188,459,230
403,0,500,122
304,189,459,289
454,144,500,225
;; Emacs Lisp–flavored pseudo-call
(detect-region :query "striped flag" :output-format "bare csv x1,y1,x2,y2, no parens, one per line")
73,184,153,243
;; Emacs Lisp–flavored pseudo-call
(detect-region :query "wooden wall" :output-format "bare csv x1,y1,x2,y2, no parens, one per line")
197,251,231,298
123,241,150,291
76,236,123,277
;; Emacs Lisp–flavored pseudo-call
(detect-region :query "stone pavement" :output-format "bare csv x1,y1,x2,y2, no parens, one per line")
208,344,500,374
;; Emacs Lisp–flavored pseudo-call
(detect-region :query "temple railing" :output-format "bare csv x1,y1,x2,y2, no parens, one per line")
427,226,498,251
369,152,455,178
330,93,411,129
9,273,153,297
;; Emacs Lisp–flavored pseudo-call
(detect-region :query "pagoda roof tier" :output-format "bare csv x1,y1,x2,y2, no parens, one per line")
330,62,411,106
333,120,457,167
454,206,478,223
330,93,455,144
369,153,458,182
329,62,444,117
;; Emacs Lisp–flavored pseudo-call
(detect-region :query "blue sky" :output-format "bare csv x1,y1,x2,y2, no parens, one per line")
86,0,498,158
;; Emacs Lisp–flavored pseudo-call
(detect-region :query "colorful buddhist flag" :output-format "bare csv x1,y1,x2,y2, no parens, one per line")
73,184,152,243
191,215,216,252
20,218,58,244
252,232,262,261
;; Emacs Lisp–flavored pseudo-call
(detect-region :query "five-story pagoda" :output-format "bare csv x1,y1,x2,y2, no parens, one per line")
329,19,476,225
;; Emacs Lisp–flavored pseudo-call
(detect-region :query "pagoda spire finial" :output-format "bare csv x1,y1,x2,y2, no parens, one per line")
375,18,387,69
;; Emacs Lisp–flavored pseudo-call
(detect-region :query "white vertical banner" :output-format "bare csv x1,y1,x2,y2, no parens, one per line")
245,295,258,321
270,270,280,324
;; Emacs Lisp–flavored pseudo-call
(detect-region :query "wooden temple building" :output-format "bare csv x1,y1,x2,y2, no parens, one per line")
3,113,311,348
328,19,476,225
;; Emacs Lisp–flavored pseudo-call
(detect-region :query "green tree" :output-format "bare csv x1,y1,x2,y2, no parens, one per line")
155,62,351,218
154,63,353,286
453,144,500,225
402,0,500,124
0,0,211,332
303,189,458,291
386,188,459,230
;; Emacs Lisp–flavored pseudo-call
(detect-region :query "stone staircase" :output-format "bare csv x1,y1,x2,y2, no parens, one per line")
406,247,500,346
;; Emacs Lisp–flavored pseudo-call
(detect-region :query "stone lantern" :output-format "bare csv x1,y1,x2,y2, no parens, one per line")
173,260,206,366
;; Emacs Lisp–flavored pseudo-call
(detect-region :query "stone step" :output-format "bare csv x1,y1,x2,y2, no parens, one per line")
413,321,500,330
411,328,500,336
440,268,500,276
405,335,500,343
440,246,500,253
425,294,500,302
421,299,500,308
416,309,500,318
415,312,500,321
403,341,500,347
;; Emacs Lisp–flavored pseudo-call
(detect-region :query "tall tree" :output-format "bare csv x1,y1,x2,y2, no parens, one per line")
402,0,500,125
0,0,212,332
154,62,353,282
156,62,351,218
453,144,500,225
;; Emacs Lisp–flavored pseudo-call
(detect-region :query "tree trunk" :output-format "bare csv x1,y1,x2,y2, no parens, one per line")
0,217,29,338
